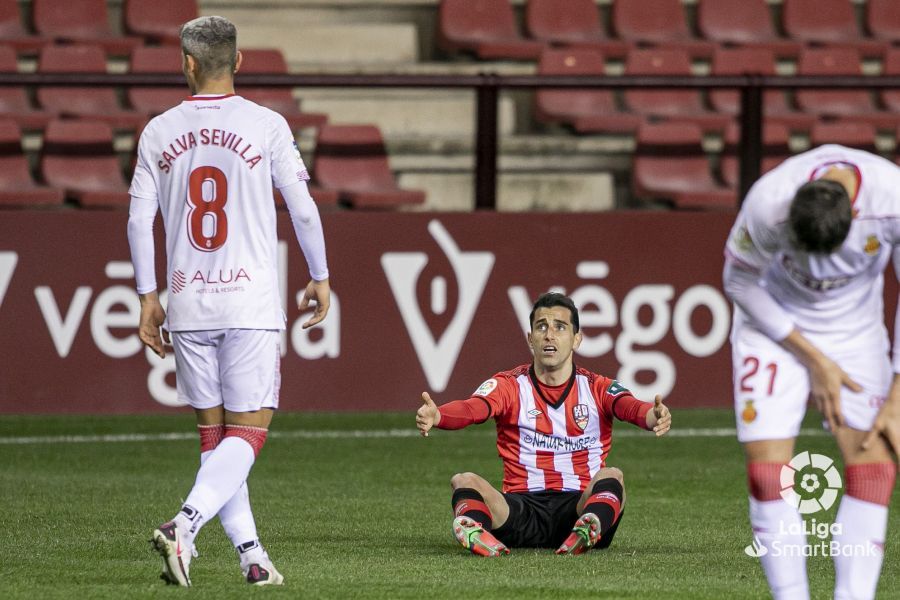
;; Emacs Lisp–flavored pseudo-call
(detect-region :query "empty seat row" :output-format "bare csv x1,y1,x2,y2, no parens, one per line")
0,118,424,210
634,120,893,210
536,46,900,135
0,44,326,132
0,0,197,55
440,0,900,62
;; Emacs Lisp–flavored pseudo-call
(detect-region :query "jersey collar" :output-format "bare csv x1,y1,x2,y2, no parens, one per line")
529,364,577,410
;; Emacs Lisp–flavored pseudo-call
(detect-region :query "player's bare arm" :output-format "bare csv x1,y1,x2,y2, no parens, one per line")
644,395,672,437
780,329,861,432
299,278,330,329
416,392,441,437
863,374,900,464
137,291,169,358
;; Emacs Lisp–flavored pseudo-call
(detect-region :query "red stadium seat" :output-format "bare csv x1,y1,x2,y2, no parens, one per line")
533,48,640,133
709,47,815,131
37,44,146,131
810,120,878,152
867,0,900,46
795,48,900,130
880,49,900,113
128,46,188,117
273,186,340,211
0,118,64,206
313,125,426,209
623,48,732,132
525,0,629,59
0,45,54,130
33,0,141,56
633,122,735,209
438,0,545,61
0,0,49,54
696,0,801,59
611,0,716,60
40,119,130,207
720,122,792,190
237,48,327,131
124,0,198,45
782,0,887,59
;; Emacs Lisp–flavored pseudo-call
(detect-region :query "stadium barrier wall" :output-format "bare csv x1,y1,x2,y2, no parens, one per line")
0,210,744,414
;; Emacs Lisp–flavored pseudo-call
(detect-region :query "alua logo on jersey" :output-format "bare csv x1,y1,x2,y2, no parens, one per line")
572,404,590,431
381,220,494,392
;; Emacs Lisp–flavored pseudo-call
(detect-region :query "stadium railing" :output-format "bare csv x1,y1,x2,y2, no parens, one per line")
2,71,900,210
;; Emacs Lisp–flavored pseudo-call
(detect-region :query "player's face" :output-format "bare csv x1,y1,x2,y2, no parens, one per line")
528,306,582,372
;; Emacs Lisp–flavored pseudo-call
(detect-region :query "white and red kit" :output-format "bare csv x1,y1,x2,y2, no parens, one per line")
724,144,900,439
128,94,327,331
437,364,653,493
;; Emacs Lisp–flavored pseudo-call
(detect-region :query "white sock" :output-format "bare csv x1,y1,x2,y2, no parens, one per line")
176,437,256,547
833,495,887,600
199,450,261,558
749,496,810,600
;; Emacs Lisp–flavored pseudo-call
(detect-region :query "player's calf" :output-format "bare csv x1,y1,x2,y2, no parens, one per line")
558,476,624,555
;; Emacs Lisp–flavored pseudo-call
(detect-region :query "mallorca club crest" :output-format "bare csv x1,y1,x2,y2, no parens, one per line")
573,404,590,431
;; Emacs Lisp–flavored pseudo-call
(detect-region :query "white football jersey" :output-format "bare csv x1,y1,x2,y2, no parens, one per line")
129,94,310,331
726,145,900,352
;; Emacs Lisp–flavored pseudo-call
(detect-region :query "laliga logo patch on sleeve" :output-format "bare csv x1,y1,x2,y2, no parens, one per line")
607,380,630,397
474,378,498,397
292,140,302,162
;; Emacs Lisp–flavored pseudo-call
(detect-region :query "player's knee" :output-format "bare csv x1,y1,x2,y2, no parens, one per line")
223,424,268,457
450,472,481,490
198,423,225,453
845,463,896,506
590,473,625,498
747,461,783,501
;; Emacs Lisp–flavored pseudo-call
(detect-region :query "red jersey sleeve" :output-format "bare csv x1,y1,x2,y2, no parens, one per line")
435,374,515,430
435,397,492,430
596,378,653,431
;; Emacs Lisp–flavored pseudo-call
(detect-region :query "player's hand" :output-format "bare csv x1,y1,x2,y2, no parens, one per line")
416,392,441,437
646,395,671,437
137,292,169,358
809,355,861,432
862,390,900,467
299,278,330,329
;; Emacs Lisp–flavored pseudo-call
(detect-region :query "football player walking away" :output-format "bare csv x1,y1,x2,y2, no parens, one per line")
724,144,900,600
127,16,330,586
415,292,671,556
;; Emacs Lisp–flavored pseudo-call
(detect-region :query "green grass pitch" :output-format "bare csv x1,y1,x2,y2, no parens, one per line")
0,409,897,599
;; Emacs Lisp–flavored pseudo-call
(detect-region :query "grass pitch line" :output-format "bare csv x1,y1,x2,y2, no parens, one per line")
0,427,828,445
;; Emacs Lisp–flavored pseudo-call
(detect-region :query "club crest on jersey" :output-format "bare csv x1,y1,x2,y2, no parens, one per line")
864,235,880,256
573,404,590,431
474,378,497,397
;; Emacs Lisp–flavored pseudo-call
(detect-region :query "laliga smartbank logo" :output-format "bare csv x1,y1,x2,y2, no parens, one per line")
779,451,842,515
744,452,881,560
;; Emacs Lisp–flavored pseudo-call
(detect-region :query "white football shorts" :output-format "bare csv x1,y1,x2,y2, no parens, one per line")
732,323,890,443
172,329,281,412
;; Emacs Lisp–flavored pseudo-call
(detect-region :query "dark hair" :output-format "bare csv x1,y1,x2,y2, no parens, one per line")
529,292,580,333
788,179,852,254
181,16,238,80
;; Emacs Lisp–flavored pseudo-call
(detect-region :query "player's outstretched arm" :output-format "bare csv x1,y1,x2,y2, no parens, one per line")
416,392,441,437
862,375,900,467
138,291,169,358
644,395,671,437
299,278,330,329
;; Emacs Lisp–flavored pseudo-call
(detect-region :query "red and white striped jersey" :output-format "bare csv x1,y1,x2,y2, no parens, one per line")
129,94,310,331
470,364,652,494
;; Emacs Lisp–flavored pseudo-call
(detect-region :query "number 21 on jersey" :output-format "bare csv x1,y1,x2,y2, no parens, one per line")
187,166,228,252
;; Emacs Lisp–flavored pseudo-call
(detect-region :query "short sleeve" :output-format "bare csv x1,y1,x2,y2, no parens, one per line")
268,113,311,190
725,178,785,273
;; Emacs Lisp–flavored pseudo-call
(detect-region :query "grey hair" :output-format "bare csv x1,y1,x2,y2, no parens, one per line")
180,16,237,78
